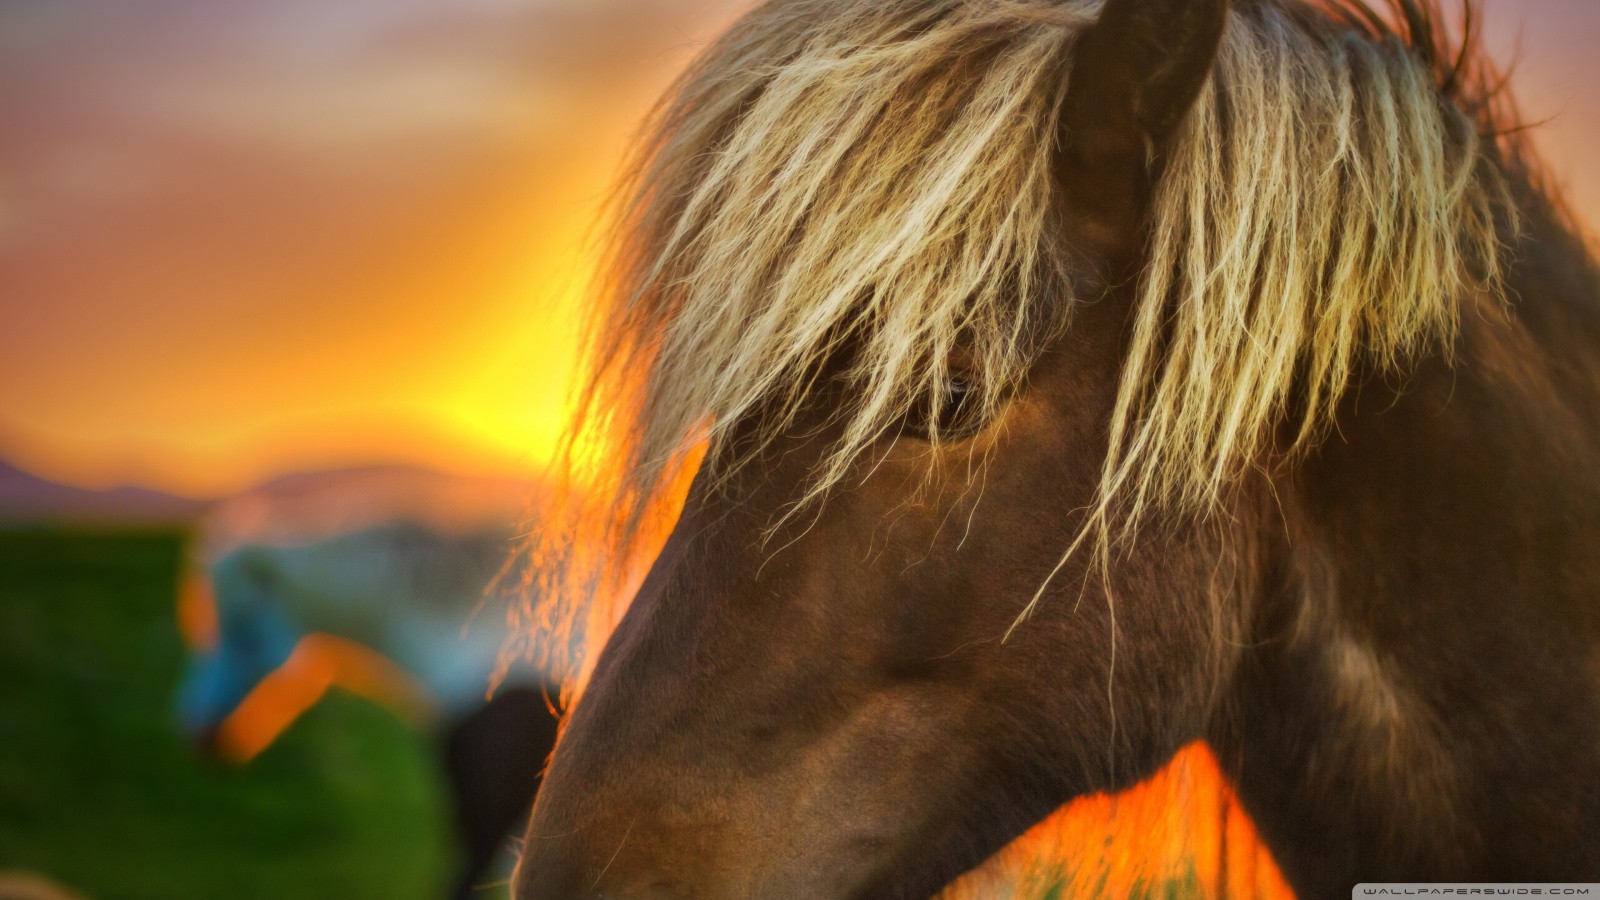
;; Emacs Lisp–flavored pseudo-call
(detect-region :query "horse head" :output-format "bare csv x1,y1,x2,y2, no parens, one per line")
517,0,1598,895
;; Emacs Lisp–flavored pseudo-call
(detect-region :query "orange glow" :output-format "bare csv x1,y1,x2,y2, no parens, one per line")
0,3,740,499
215,633,433,764
175,570,219,652
943,743,1294,898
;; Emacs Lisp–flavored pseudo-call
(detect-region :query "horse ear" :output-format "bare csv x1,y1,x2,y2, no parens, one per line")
1058,0,1229,255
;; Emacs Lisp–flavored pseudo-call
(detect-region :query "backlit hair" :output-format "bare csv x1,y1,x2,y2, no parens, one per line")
508,0,1519,691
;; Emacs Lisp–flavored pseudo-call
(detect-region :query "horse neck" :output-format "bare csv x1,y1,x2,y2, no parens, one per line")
1209,193,1600,896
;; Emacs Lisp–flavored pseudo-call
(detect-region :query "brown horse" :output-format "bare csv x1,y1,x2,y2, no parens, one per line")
511,0,1600,896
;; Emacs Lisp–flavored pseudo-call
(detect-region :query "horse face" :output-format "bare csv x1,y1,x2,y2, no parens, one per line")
519,0,1233,896
521,315,1236,899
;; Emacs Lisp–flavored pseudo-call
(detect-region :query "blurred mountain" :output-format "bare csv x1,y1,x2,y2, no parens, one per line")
195,464,541,559
0,459,541,537
216,463,538,526
0,460,207,524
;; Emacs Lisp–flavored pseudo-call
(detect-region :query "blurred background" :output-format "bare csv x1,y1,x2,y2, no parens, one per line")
2,1,1598,898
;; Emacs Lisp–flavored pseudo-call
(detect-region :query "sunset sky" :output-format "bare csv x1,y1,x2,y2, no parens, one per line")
2,0,1598,498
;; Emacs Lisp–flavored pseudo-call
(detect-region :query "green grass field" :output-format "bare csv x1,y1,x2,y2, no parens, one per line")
0,528,454,900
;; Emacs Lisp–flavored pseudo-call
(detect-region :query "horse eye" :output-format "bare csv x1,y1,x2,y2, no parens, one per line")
907,378,982,439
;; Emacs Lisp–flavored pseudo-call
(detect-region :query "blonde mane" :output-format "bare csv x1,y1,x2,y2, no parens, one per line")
511,0,1519,690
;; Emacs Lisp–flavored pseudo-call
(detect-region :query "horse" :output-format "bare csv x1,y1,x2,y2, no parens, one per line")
511,0,1600,896
173,523,561,899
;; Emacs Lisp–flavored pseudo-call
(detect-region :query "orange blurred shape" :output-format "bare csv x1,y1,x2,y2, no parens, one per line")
215,632,432,763
944,742,1294,898
175,569,220,652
